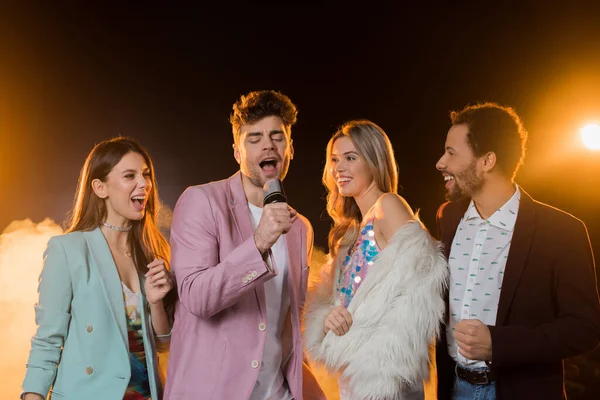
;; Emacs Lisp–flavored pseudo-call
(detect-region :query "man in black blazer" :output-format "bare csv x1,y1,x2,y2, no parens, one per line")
434,102,600,400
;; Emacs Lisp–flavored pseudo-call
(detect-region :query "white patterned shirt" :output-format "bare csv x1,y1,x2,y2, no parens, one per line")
447,186,521,368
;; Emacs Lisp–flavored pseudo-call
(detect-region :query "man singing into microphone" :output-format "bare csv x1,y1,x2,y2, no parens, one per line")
164,90,326,400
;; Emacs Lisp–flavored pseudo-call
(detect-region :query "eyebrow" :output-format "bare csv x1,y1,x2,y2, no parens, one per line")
331,151,360,157
121,168,149,174
445,146,456,152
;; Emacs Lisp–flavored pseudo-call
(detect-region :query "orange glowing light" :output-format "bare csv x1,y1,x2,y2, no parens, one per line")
580,124,600,150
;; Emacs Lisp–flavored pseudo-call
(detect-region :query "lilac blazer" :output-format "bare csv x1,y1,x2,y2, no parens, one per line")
164,172,326,400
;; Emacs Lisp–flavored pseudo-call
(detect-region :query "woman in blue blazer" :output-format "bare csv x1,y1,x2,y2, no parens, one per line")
22,137,176,400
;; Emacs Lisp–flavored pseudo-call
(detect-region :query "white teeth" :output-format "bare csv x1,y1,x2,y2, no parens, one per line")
338,178,351,183
260,158,277,168
444,176,454,182
132,196,145,201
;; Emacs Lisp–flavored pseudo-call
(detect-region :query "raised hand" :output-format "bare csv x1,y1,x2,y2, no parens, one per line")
254,203,297,253
144,258,174,305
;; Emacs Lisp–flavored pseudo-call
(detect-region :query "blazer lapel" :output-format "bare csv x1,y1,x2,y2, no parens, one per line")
228,172,255,244
495,189,536,326
83,228,128,350
227,172,268,316
282,216,303,366
285,219,302,307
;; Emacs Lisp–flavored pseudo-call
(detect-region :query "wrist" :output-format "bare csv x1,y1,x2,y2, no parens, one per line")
23,394,44,400
254,234,267,254
148,298,165,308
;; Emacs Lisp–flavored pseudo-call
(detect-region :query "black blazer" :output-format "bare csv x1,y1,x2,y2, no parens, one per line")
436,188,600,400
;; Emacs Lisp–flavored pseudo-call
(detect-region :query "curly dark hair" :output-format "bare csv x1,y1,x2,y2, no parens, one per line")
230,90,298,142
451,102,528,180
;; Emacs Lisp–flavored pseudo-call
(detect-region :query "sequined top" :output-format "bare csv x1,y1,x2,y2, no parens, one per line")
335,217,381,308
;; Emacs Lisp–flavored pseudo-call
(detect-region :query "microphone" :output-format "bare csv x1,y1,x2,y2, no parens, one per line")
263,179,287,205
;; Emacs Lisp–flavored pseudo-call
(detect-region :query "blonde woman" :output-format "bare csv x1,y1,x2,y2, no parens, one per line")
303,120,447,400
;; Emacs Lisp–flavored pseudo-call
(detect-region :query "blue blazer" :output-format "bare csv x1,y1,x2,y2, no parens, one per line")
22,227,167,399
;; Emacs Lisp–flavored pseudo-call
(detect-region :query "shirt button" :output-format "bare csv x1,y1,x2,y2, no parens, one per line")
85,366,94,375
251,360,259,368
251,271,258,278
86,324,93,333
242,276,249,284
259,323,266,331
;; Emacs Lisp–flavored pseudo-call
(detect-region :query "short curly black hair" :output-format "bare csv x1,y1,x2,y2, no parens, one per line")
230,90,298,143
451,102,528,180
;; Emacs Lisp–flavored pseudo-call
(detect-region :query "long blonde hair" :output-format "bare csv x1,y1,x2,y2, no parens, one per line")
66,137,176,313
322,120,398,259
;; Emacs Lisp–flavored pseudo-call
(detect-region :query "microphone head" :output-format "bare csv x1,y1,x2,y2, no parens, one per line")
263,179,287,205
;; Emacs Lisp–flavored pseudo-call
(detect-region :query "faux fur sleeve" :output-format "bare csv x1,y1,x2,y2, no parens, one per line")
302,259,337,359
304,219,448,400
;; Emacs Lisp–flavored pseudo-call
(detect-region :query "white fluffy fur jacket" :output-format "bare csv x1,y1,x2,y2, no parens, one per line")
303,218,448,400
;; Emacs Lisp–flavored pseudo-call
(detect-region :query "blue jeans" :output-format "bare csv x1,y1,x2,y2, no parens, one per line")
452,370,496,400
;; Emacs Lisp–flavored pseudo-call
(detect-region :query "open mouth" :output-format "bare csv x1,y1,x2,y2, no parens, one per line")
131,195,147,211
444,175,455,189
259,158,278,168
259,157,279,176
337,176,352,186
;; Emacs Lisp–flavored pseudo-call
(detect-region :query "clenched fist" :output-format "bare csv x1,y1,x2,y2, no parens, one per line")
454,319,493,361
324,306,353,336
254,203,297,253
144,258,174,305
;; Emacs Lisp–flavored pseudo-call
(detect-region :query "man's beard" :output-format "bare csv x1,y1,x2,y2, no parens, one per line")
446,161,483,202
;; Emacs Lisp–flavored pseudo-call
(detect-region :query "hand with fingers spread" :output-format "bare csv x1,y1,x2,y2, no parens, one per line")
144,258,174,305
324,306,353,336
254,203,297,254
